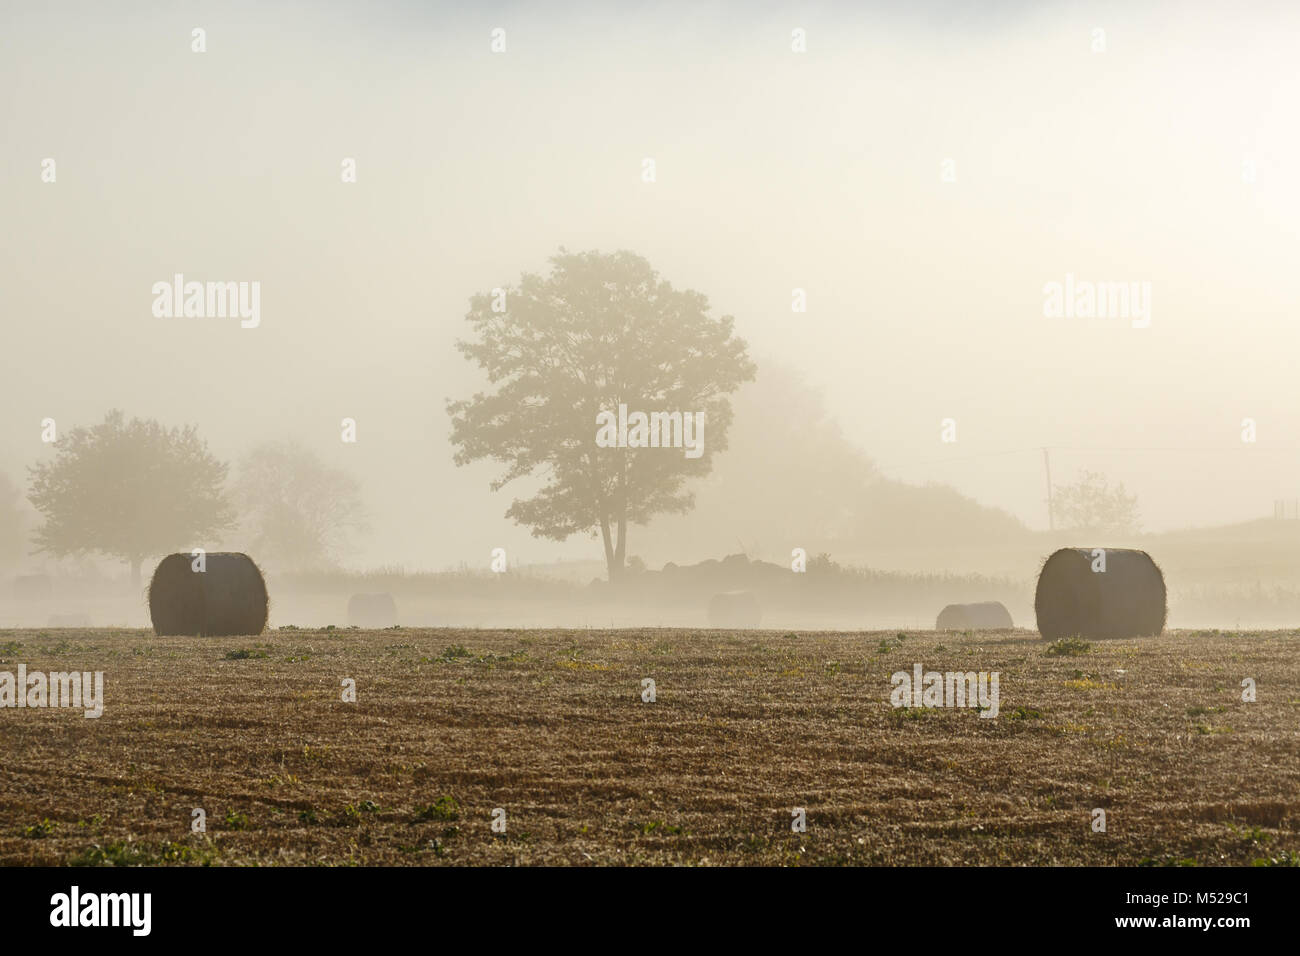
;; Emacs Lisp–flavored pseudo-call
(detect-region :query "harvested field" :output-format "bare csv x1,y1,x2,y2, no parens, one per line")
0,627,1298,866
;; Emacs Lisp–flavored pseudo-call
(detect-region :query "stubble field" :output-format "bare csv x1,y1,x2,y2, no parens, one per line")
1,626,1297,866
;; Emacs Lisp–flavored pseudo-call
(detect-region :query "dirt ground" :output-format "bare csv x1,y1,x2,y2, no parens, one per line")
1,626,1297,866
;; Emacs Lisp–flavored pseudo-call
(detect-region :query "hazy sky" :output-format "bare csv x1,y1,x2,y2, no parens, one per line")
3,0,1299,571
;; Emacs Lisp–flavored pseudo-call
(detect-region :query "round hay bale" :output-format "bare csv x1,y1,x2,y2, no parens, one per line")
148,552,268,637
936,601,1013,630
707,590,762,628
1034,547,1166,641
347,592,398,628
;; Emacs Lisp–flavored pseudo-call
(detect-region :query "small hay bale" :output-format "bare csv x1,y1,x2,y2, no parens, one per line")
936,601,1013,630
1034,547,1166,641
707,590,762,628
347,592,398,628
148,552,268,637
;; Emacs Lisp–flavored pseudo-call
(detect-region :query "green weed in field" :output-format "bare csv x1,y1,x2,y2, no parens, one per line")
1046,638,1091,657
414,795,460,822
23,818,57,839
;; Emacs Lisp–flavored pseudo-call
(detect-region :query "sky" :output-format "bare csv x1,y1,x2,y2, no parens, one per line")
3,0,1299,571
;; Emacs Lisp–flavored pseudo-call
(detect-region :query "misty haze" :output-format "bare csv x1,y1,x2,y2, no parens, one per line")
4,2,1300,632
2,0,1298,883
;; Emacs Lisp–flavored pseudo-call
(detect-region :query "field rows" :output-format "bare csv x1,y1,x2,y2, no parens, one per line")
1,627,1298,865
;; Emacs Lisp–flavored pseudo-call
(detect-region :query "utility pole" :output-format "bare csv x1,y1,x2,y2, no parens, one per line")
1043,447,1054,531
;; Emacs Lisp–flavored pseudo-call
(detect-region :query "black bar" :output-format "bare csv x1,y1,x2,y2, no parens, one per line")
2,865,1284,942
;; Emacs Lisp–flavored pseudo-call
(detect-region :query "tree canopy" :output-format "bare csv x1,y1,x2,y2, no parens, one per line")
233,440,366,570
27,410,235,587
1051,469,1140,535
448,249,755,580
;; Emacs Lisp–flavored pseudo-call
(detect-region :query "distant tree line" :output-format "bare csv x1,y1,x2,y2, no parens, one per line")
1,246,1141,590
7,410,365,586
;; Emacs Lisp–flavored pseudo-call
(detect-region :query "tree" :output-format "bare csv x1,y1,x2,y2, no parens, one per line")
448,249,755,582
27,410,235,588
232,441,366,570
1051,469,1140,534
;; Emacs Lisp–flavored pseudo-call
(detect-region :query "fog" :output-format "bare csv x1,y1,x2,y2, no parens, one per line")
3,1,1299,628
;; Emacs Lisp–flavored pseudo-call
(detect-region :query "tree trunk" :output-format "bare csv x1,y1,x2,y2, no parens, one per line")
600,518,619,583
614,512,627,580
605,454,630,584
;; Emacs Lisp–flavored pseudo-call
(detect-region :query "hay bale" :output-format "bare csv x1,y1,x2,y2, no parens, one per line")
707,590,762,628
148,552,268,637
936,601,1013,630
1034,547,1166,641
347,592,398,628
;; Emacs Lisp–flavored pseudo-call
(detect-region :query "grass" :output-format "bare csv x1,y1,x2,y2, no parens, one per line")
1045,638,1091,657
69,839,220,867
414,796,460,822
0,626,1296,866
23,819,57,839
